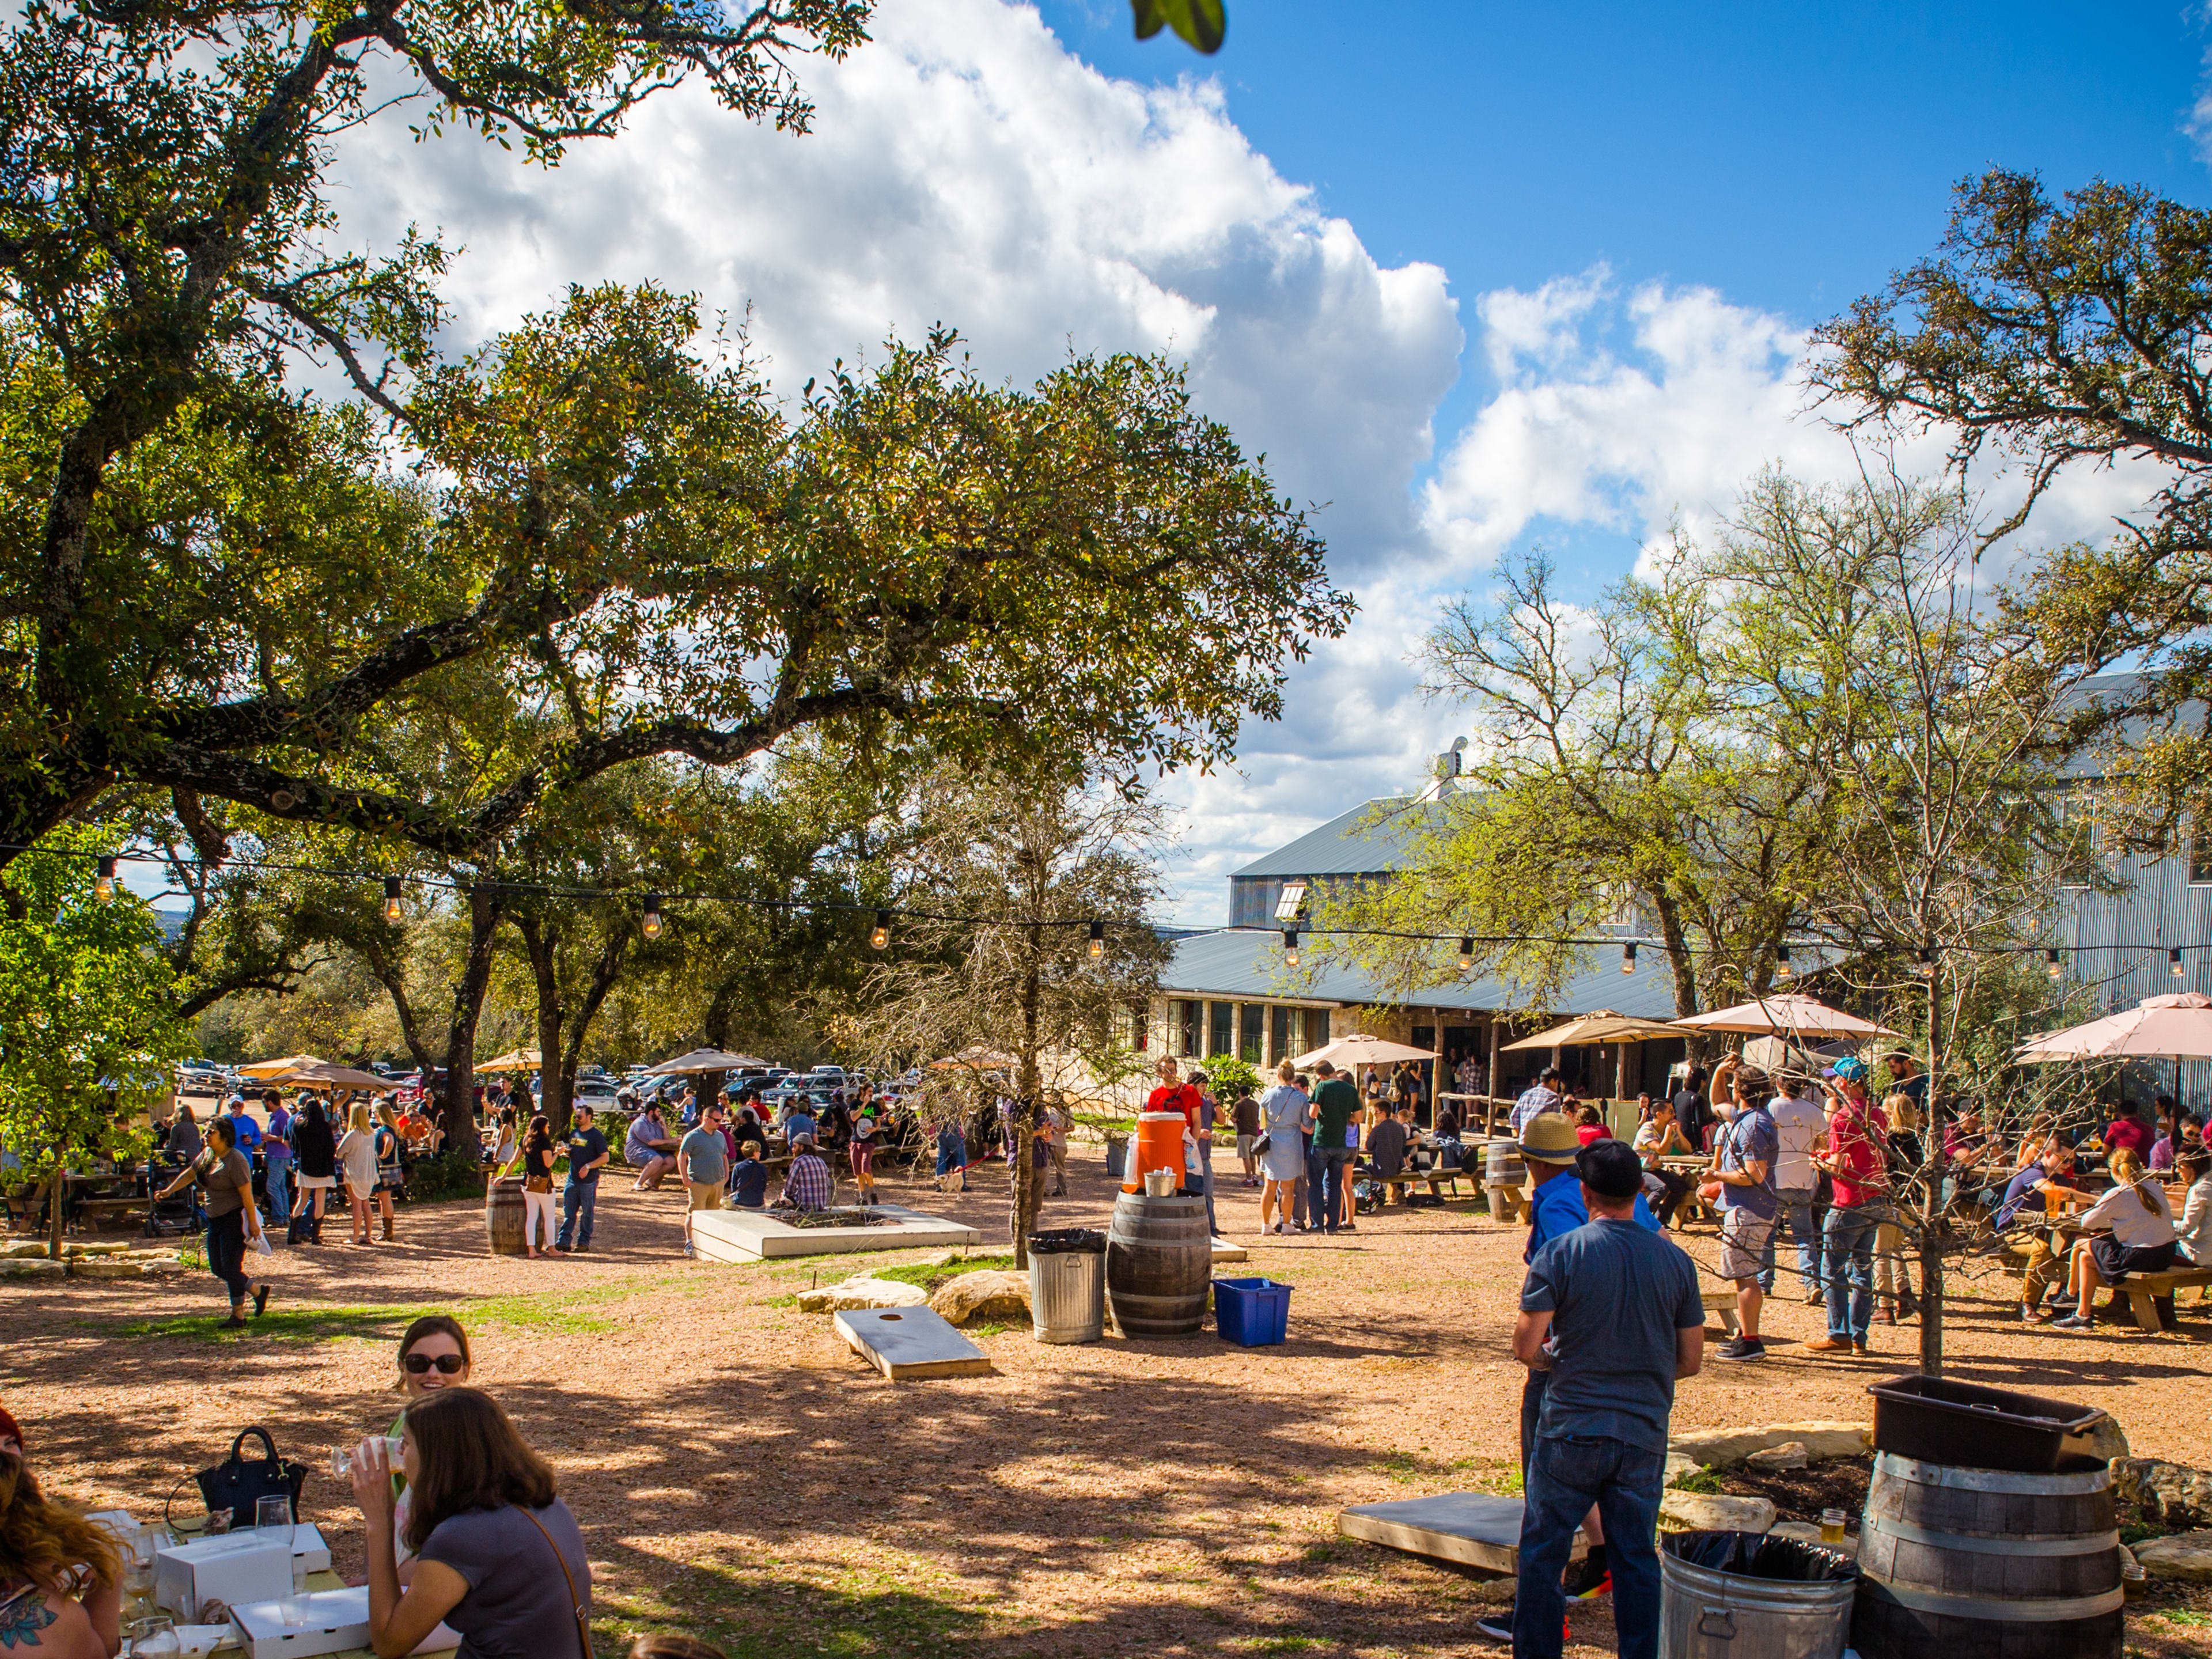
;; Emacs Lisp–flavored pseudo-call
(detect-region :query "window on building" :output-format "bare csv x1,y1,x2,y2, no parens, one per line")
1173,999,1200,1058
1209,1001,1234,1056
2192,834,2212,888
1275,880,1309,921
1240,1003,1264,1063
1271,1006,1291,1065
1302,1007,1331,1051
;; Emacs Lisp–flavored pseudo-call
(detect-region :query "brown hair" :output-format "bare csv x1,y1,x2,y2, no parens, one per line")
2108,1149,2161,1215
2177,1147,2211,1184
1574,1104,1601,1126
399,1388,556,1555
0,1452,119,1596
392,1315,472,1394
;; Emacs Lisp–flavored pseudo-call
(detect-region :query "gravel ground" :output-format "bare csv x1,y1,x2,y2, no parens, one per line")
5,1154,2208,1658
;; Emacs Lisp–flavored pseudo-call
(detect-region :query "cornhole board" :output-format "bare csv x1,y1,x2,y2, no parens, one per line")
835,1306,994,1380
1338,1492,1585,1573
692,1203,980,1262
1210,1237,1248,1263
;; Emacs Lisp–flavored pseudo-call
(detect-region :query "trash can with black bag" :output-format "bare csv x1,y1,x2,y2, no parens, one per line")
1660,1530,1856,1659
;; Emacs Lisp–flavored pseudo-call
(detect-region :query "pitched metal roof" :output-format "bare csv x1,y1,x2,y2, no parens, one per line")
1161,928,1688,1020
1229,797,1445,879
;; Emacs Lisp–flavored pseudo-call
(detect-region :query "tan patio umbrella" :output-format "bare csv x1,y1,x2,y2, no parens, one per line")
1501,1010,1690,1108
237,1053,331,1080
2014,991,2212,1063
249,1059,389,1090
645,1047,765,1074
1671,993,1898,1039
1284,1033,1439,1071
478,1047,543,1073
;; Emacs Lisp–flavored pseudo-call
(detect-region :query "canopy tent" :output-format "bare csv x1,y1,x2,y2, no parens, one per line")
1284,1033,1439,1071
645,1048,768,1075
1671,993,1898,1039
1499,1012,1686,1051
236,1054,329,1080
2013,991,2212,1063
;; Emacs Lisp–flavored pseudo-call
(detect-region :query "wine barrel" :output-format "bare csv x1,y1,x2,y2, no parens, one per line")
1104,1193,1210,1336
484,1177,527,1257
1853,1451,2123,1659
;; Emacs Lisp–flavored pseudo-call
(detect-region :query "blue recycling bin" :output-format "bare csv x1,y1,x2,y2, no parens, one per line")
1214,1276,1292,1346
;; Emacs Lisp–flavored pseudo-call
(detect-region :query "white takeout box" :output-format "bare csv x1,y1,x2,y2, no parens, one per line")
229,1585,370,1659
287,1522,332,1575
155,1532,293,1620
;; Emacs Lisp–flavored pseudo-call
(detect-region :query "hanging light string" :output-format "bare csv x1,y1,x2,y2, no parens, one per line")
18,842,2198,968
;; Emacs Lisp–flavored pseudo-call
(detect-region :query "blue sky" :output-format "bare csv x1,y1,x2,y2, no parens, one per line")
316,0,2203,922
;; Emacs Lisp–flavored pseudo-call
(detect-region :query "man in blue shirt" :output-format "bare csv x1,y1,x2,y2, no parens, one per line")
1510,1139,1705,1659
1708,1058,1780,1361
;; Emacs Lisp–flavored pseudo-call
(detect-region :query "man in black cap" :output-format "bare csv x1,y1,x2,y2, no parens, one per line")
1506,1139,1703,1659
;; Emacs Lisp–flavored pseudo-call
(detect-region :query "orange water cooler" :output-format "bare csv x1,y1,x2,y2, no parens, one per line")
1123,1112,1188,1194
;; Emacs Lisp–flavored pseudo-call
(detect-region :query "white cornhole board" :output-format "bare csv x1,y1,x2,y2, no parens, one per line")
1338,1492,1586,1574
1210,1237,1248,1263
692,1202,980,1262
835,1306,993,1380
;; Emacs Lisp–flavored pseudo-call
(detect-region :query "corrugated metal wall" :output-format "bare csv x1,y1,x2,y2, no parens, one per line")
2055,841,2212,1111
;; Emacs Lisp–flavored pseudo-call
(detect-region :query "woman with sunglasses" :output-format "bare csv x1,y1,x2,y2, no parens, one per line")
387,1316,472,1611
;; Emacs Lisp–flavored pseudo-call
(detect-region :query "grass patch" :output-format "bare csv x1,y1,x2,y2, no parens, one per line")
118,1304,419,1343
969,1321,1010,1338
861,1252,1018,1291
1671,1467,1724,1495
2149,1609,2211,1629
599,1553,984,1658
1231,1639,1330,1656
465,1278,643,1336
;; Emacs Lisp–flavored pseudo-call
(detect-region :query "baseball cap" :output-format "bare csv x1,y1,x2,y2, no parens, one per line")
1575,1138,1645,1199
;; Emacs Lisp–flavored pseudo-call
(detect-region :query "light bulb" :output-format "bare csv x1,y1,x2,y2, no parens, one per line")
642,894,663,940
1088,919,1105,960
2171,947,2186,980
1458,936,1474,972
94,855,116,904
1622,941,1637,975
1916,947,1934,978
2046,948,2062,982
1775,945,1793,981
382,876,403,923
1282,926,1299,968
870,910,891,950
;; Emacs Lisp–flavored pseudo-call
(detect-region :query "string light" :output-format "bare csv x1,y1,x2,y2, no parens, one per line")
382,876,404,923
1775,944,1793,981
1916,946,1935,978
1282,926,1299,969
641,893,663,940
2046,948,2063,982
94,855,116,904
870,910,891,950
1621,941,1637,975
1458,936,1474,972
1088,919,1105,960
2171,946,2187,980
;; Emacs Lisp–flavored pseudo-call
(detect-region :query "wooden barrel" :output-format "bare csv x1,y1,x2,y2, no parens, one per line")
1483,1138,1525,1184
485,1177,527,1257
1853,1451,2122,1659
1104,1193,1210,1335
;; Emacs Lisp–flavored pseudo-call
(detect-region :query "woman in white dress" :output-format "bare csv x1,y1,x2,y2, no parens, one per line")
1257,1060,1310,1234
337,1101,380,1246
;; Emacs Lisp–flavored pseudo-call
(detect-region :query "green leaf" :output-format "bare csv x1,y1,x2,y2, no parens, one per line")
1133,0,1227,52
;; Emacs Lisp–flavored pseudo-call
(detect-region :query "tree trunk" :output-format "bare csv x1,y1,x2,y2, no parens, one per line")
1918,1221,1944,1377
437,882,504,1157
47,1168,64,1260
518,915,571,1137
1919,960,1944,1375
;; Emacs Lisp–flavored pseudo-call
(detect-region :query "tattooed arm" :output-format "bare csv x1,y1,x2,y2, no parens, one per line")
0,1581,111,1658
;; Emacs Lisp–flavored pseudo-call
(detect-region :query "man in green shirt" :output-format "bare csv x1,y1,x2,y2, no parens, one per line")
1310,1061,1362,1236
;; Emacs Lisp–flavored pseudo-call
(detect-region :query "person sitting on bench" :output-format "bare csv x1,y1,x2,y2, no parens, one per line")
2175,1147,2211,1268
2052,1149,2179,1333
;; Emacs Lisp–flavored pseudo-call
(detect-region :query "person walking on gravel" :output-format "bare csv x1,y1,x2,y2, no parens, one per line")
154,1115,271,1330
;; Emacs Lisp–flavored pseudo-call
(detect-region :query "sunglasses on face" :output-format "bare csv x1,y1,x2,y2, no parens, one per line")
403,1353,465,1375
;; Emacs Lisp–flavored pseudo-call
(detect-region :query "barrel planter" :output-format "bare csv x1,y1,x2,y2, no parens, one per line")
1853,1451,2123,1659
1104,1193,1210,1336
484,1176,527,1257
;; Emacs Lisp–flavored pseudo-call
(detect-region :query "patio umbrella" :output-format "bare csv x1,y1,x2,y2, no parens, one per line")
2013,991,2212,1063
248,1059,389,1090
1284,1033,1439,1070
237,1054,331,1080
1671,993,1898,1039
645,1047,765,1075
478,1047,542,1073
1499,1012,1687,1051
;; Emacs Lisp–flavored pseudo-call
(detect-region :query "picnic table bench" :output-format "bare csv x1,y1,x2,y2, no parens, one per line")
1366,1166,1472,1203
2118,1266,2212,1334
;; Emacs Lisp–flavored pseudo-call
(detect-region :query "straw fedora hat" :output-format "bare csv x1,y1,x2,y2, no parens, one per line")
1517,1112,1583,1166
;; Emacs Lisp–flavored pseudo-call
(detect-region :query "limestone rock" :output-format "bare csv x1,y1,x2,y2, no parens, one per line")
929,1269,1031,1326
0,1257,65,1279
62,1241,131,1257
796,1276,929,1313
1768,1520,1858,1559
2135,1531,2212,1583
2081,1415,2131,1464
1747,1441,1809,1472
71,1259,146,1280
1,1240,52,1260
1664,1453,1703,1490
1659,1491,1777,1534
2115,1457,2212,1529
1668,1422,1868,1468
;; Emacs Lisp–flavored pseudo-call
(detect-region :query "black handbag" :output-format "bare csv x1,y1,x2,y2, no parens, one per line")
191,1428,308,1529
1250,1132,1272,1158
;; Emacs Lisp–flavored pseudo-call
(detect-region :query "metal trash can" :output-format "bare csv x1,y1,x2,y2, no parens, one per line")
1028,1228,1106,1343
1660,1531,1856,1659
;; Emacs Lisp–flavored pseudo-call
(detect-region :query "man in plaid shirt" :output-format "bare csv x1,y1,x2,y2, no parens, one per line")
781,1134,835,1211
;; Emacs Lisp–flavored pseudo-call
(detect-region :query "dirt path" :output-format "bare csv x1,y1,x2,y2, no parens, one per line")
5,1155,2207,1657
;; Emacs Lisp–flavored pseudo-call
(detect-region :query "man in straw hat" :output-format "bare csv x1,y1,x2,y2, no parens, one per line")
1474,1114,1658,1643
1507,1138,1704,1659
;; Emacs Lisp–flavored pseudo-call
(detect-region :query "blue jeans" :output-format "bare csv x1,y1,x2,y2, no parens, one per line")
1300,1139,1324,1226
1514,1433,1665,1659
1761,1187,1821,1295
557,1180,597,1249
1320,1147,1354,1232
1194,1143,1217,1237
263,1160,290,1232
1822,1205,1879,1341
